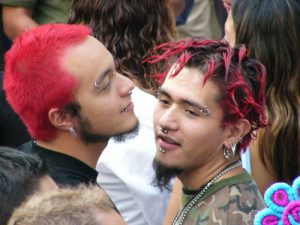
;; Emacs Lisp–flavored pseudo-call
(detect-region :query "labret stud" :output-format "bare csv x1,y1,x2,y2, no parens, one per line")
159,148,166,153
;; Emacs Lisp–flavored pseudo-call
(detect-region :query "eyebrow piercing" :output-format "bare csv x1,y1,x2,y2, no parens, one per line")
200,107,210,116
94,81,101,88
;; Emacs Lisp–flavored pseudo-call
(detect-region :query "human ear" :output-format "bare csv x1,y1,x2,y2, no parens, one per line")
224,119,251,148
48,108,74,131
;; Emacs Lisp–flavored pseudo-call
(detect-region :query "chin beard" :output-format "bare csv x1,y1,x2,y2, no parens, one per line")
112,121,139,143
66,101,140,144
152,158,183,191
79,119,140,144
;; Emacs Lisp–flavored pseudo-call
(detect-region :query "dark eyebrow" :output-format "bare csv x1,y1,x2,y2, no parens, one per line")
157,88,171,98
157,87,210,114
180,99,209,115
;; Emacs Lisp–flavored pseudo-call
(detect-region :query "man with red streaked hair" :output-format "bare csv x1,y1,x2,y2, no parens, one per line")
144,39,267,224
4,23,139,187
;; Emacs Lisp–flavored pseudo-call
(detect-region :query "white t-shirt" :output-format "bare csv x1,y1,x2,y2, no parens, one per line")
97,87,171,225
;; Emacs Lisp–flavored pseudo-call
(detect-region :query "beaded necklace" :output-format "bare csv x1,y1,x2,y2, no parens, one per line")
171,160,242,225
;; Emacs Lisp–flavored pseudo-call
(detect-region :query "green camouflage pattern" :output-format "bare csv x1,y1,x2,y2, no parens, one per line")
175,172,265,225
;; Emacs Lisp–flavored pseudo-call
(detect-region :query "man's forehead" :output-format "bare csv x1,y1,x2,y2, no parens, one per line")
64,35,107,56
164,66,204,86
161,67,221,103
61,36,113,77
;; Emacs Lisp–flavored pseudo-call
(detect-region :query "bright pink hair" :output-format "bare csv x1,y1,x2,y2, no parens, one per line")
144,38,267,153
4,24,91,141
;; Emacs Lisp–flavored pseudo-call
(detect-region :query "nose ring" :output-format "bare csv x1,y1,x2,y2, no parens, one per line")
161,128,169,134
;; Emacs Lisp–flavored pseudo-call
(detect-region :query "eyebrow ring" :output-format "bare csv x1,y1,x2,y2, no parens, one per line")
200,107,210,116
94,81,101,88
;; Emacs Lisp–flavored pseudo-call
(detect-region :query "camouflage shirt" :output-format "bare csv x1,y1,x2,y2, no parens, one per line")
174,171,265,225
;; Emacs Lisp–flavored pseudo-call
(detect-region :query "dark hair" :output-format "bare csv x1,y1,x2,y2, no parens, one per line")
0,147,48,225
144,38,267,153
232,0,300,183
69,0,174,91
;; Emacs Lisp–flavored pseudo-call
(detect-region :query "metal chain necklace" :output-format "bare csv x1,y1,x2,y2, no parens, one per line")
171,160,242,225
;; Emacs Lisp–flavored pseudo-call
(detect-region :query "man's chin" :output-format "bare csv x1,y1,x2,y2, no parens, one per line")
78,120,139,144
112,120,140,143
152,158,183,191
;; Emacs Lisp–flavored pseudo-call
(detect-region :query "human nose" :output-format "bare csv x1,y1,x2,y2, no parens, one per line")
156,105,179,131
117,73,135,97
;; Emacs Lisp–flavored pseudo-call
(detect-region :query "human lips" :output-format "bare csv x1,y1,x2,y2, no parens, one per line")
157,133,181,151
121,101,134,113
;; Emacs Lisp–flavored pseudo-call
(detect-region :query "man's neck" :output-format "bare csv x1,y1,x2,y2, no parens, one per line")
36,133,108,169
178,156,243,190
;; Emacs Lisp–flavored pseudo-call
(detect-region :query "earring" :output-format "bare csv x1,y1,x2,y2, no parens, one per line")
224,143,236,160
69,127,77,138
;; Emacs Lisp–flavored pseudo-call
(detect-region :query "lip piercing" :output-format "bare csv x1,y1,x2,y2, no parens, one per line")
161,128,169,134
159,148,166,153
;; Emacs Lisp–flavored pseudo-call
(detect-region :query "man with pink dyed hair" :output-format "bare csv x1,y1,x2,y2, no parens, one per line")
4,23,139,187
144,39,267,224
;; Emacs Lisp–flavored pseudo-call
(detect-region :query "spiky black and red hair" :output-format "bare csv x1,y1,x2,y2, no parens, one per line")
144,38,267,152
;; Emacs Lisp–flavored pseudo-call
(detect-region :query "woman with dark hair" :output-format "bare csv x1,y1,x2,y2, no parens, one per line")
225,0,300,194
69,1,176,225
69,0,175,93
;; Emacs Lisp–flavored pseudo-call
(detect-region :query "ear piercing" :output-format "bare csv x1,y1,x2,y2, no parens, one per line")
94,80,101,88
161,128,169,134
69,127,77,138
223,143,237,160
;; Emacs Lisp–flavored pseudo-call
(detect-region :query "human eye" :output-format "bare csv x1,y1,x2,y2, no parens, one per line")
102,71,116,91
185,109,199,117
158,97,169,105
102,80,110,90
185,107,209,118
157,94,170,105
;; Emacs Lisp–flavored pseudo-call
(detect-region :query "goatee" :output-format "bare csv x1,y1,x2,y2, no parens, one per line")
152,158,182,191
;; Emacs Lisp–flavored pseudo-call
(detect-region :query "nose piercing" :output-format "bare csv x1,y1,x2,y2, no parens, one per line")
161,128,169,134
128,90,132,95
159,148,166,153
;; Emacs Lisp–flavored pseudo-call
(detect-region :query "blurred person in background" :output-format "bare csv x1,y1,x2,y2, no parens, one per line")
0,146,57,225
225,0,300,194
8,185,127,225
